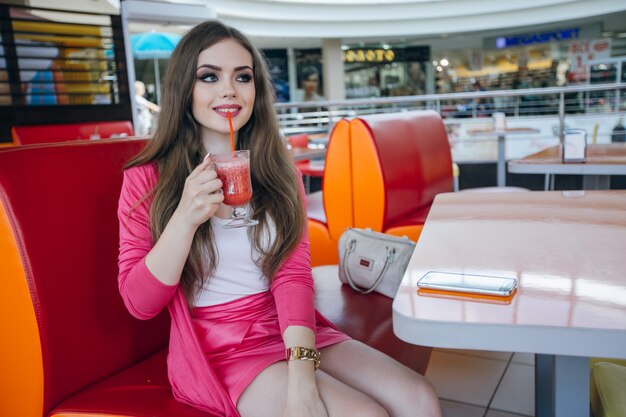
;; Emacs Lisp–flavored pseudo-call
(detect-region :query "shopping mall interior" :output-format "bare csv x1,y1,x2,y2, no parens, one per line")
1,1,625,417
4,0,626,103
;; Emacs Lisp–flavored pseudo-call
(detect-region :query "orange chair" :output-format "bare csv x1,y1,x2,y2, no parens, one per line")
10,120,134,145
350,111,453,241
307,111,453,266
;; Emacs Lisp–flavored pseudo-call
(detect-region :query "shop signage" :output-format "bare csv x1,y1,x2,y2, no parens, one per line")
342,46,429,64
343,49,395,63
496,27,580,48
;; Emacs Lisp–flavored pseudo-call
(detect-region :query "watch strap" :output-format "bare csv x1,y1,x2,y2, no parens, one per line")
286,346,321,370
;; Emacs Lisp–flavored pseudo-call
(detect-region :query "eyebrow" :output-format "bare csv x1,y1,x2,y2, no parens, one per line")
196,64,253,72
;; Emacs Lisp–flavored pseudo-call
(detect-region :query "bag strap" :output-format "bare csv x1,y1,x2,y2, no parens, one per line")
342,238,395,294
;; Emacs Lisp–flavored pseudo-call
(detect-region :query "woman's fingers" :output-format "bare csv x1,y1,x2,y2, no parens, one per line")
206,190,224,204
187,154,216,182
205,178,223,195
194,168,219,184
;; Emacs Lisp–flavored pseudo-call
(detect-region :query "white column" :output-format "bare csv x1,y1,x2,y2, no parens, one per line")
425,62,435,94
287,47,297,100
120,1,138,133
322,39,345,101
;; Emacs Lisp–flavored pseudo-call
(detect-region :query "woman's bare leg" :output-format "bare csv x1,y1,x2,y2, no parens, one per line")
238,361,389,417
237,340,441,417
319,340,442,417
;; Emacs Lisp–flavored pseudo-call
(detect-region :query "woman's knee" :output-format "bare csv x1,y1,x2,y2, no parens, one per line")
392,374,441,416
349,396,389,417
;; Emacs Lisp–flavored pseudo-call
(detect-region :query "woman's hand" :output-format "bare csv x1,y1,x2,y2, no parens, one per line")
283,385,328,417
172,156,223,229
283,361,328,417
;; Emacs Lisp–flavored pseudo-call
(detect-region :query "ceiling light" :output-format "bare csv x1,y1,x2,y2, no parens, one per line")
440,58,449,66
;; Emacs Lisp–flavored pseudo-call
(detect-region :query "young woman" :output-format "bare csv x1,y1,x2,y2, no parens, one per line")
117,20,441,417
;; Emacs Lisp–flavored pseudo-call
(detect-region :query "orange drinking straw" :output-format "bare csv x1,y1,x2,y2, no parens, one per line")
227,112,235,152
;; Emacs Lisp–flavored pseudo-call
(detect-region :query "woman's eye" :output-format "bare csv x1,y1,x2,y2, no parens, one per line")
199,73,217,82
237,73,252,83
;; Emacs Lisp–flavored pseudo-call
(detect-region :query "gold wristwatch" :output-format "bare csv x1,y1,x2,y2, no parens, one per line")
285,346,321,370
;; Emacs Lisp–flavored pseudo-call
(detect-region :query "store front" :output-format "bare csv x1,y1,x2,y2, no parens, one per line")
342,45,430,99
432,24,609,94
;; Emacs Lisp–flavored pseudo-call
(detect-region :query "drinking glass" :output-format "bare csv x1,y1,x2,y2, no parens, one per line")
211,150,259,229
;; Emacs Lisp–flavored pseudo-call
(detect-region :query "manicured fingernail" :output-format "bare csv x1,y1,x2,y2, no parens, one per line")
203,152,211,161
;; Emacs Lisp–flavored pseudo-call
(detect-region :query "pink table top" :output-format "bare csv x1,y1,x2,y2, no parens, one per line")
393,190,626,358
511,143,626,166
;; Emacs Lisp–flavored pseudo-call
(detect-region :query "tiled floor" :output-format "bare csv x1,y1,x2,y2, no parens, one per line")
425,348,535,417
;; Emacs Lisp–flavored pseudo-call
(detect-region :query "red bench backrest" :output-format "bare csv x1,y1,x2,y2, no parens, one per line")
0,139,169,416
11,121,134,145
351,110,453,231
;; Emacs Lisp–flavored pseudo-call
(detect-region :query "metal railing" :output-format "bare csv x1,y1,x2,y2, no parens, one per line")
275,82,626,138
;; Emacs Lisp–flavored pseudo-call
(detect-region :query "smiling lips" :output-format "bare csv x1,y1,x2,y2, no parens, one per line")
214,105,242,118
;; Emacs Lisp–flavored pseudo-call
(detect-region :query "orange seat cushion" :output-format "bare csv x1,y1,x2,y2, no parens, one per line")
306,120,352,266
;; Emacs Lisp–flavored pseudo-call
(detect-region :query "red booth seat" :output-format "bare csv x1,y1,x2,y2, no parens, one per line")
11,120,134,145
0,138,431,417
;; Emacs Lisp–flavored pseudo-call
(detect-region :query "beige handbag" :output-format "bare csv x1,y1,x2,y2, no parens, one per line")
338,228,416,298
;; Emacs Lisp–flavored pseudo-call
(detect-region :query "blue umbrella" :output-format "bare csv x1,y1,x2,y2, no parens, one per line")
130,31,182,103
131,31,181,60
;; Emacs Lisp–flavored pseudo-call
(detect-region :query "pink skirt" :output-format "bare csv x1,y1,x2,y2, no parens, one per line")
190,291,350,405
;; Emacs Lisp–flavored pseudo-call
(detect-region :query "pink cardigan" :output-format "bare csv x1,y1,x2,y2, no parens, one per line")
117,163,318,416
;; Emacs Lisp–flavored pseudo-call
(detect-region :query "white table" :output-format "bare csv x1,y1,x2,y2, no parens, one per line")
393,191,626,417
467,127,539,187
508,143,626,190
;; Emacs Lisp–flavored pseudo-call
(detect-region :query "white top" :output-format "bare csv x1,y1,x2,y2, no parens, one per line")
193,215,274,306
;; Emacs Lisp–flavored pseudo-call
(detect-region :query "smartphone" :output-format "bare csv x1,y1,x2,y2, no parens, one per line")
416,271,518,297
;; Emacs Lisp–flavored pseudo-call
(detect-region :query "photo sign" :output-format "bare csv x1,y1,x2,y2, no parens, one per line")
568,39,611,82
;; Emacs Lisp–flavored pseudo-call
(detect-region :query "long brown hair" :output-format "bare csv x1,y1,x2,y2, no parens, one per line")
126,21,305,304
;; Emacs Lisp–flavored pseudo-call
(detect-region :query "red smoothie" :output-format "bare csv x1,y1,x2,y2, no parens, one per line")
215,159,253,206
